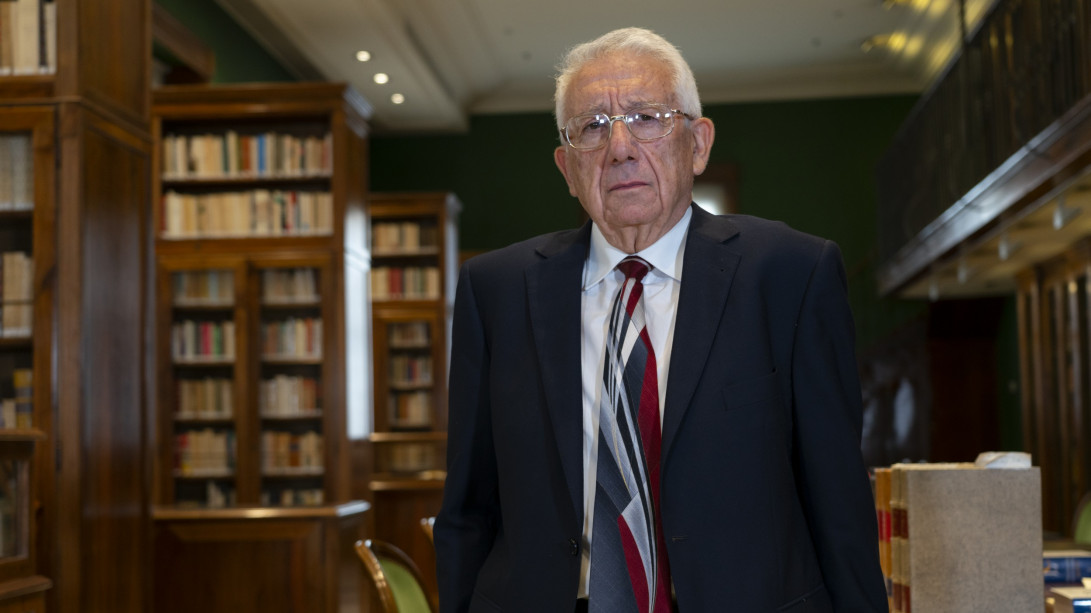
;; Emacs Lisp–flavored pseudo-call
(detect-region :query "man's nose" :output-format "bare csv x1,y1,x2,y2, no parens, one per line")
606,117,636,162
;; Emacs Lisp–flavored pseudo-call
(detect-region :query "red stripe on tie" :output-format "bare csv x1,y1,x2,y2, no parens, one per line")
619,516,650,612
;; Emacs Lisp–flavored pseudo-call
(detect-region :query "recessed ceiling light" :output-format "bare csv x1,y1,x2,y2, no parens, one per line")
355,50,371,62
391,93,405,104
373,73,389,85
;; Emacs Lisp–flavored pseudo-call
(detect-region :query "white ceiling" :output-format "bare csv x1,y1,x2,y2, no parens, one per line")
216,0,996,133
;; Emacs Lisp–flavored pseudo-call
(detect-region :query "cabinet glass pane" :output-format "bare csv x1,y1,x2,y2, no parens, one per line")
0,458,26,559
260,267,324,506
388,321,433,430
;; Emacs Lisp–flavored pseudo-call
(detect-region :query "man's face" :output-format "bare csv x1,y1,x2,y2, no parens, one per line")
554,53,714,241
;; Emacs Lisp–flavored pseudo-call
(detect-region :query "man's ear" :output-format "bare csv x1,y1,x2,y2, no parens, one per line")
554,145,577,197
690,117,715,176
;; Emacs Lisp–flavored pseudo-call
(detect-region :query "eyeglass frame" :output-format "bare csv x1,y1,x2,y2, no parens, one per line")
559,104,696,150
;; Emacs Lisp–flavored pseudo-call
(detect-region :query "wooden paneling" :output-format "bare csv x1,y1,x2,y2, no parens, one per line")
878,0,1091,296
371,489,442,603
54,104,151,613
152,504,368,613
63,0,151,128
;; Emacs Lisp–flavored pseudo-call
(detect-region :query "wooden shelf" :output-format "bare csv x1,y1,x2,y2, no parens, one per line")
259,411,322,421
369,475,446,491
373,247,440,257
0,429,46,442
161,173,332,188
369,431,446,443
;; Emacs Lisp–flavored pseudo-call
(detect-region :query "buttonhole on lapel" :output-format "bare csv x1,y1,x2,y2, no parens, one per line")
671,536,688,543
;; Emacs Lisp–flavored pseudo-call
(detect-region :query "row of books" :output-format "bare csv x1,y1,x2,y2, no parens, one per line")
176,377,233,419
262,268,319,303
171,320,237,362
0,134,33,210
261,430,323,471
0,0,57,77
873,458,1041,613
161,132,333,179
371,266,441,301
2,251,32,302
261,317,322,359
389,321,430,347
261,487,324,507
1,252,32,336
173,270,234,306
387,442,438,474
389,391,432,429
372,221,439,252
175,428,235,475
389,355,433,387
160,189,334,239
258,375,320,416
175,481,235,510
0,368,31,428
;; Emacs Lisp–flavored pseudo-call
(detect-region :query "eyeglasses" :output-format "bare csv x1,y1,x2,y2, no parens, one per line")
560,104,694,150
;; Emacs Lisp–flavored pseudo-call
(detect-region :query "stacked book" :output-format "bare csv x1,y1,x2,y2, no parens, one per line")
173,270,234,306
261,317,322,359
176,377,233,419
372,221,438,253
877,458,1041,613
160,189,334,238
1,251,32,337
262,268,318,303
0,368,31,428
261,430,323,472
161,131,332,179
371,266,440,301
259,375,320,416
175,428,235,476
171,320,236,362
0,0,57,76
0,134,33,210
390,391,430,429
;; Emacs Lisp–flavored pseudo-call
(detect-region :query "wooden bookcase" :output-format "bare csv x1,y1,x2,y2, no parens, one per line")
151,82,372,510
0,0,152,611
0,107,54,613
149,83,373,613
367,191,459,599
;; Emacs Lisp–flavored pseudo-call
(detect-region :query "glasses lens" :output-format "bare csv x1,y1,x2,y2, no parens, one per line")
627,107,672,140
566,114,610,149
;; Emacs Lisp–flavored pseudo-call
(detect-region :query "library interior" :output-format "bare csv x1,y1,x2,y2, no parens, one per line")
0,0,1088,611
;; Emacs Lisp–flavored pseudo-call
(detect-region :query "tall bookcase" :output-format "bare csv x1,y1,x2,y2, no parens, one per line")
368,191,459,600
0,0,152,611
0,107,54,613
151,82,372,509
149,84,373,613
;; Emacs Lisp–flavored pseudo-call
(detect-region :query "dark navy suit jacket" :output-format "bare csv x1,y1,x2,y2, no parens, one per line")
435,204,887,612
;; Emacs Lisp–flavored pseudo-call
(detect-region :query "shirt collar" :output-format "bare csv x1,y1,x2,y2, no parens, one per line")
583,205,692,290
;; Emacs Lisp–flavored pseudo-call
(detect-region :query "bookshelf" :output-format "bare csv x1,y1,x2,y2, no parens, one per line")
0,108,52,613
152,83,372,514
1,0,152,610
368,191,459,601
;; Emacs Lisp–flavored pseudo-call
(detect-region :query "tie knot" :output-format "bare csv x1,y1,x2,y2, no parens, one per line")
617,257,650,282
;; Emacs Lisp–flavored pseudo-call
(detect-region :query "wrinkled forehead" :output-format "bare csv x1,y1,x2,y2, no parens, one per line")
564,52,675,116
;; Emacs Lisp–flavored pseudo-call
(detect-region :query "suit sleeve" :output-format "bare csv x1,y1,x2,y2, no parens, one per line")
435,262,500,613
790,241,888,612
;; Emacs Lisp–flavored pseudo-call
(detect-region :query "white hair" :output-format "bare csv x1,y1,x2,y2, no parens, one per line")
553,27,702,130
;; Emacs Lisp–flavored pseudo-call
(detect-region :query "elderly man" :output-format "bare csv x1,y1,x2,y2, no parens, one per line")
435,27,887,613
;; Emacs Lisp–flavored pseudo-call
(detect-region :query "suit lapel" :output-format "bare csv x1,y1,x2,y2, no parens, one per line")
526,223,591,524
662,207,740,463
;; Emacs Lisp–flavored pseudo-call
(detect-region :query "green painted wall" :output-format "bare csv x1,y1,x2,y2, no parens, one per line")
370,95,926,350
155,0,296,83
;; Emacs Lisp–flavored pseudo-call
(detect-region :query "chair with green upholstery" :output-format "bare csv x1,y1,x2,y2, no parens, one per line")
1074,493,1091,544
355,538,435,613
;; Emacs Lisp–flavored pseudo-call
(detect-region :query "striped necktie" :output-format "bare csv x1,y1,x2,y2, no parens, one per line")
589,256,671,613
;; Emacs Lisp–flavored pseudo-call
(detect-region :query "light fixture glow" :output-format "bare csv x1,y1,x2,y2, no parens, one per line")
391,93,405,104
355,50,371,62
1053,195,1082,230
373,73,389,85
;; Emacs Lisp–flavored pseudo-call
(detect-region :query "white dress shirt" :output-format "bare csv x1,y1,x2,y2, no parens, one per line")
577,206,691,596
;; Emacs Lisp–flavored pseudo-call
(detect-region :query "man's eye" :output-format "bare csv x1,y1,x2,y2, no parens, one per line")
631,112,658,123
583,118,607,132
